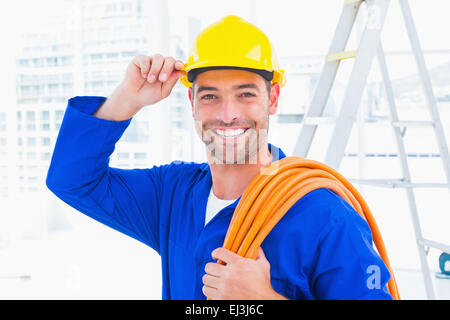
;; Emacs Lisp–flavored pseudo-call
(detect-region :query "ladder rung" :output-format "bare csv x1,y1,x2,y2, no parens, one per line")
344,0,362,5
418,239,450,253
327,50,357,62
349,178,449,188
392,120,435,127
302,117,336,125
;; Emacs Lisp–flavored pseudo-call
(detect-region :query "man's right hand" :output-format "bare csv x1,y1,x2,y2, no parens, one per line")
94,54,185,121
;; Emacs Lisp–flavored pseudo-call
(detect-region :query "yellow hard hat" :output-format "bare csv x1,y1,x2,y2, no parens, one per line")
180,15,286,88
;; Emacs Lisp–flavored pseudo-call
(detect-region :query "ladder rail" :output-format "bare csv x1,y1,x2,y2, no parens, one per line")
324,0,391,169
293,1,362,157
377,43,435,299
398,0,450,186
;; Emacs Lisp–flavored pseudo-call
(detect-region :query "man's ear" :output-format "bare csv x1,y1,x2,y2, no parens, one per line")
268,83,280,115
188,87,194,116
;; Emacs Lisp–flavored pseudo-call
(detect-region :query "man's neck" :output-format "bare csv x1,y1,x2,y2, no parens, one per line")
207,146,273,200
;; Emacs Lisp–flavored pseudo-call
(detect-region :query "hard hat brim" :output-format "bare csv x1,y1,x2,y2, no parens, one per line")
187,66,274,83
180,67,286,88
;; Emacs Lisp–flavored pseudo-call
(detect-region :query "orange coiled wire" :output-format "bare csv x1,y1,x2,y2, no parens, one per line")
220,156,400,300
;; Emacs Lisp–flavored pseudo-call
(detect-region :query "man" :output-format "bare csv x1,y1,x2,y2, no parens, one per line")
46,16,393,300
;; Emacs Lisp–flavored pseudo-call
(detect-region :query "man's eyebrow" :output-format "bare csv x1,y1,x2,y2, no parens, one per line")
233,83,260,91
196,86,218,94
196,83,260,94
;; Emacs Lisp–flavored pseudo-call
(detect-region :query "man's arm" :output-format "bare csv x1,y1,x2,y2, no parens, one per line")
46,54,185,252
311,206,393,300
94,54,185,121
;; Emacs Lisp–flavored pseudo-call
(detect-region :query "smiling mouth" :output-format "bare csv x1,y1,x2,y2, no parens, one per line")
212,128,249,139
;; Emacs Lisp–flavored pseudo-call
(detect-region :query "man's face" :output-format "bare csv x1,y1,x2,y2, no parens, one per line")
188,69,280,164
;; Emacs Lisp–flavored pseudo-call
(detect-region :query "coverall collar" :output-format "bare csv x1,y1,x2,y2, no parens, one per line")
192,143,286,233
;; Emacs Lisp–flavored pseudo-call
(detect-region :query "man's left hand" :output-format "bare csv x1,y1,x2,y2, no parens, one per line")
202,247,287,300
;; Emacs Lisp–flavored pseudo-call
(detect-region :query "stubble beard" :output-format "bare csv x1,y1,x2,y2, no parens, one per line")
194,112,270,165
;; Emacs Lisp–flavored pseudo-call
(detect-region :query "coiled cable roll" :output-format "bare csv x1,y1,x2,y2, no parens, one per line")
220,156,400,300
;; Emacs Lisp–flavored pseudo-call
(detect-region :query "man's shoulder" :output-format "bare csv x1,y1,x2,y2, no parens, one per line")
144,159,209,183
283,187,362,235
295,188,356,218
164,159,209,173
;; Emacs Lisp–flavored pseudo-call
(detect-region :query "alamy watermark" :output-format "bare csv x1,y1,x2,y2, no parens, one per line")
366,264,381,290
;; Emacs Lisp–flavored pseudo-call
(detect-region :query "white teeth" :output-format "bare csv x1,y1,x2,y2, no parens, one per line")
214,128,246,137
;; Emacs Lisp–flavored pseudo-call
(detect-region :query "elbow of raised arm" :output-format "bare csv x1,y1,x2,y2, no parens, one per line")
45,159,76,197
45,164,65,196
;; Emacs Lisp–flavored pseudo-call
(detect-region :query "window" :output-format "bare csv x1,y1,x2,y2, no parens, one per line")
92,81,104,90
122,51,137,57
33,85,44,95
62,73,73,81
47,57,58,67
134,153,146,160
0,112,6,131
47,74,58,81
26,111,35,121
55,110,64,130
32,58,44,68
26,111,36,131
117,152,130,159
121,121,149,143
83,55,90,65
41,110,50,121
120,2,132,11
55,110,64,121
20,85,32,96
106,52,119,60
91,53,103,64
62,83,73,93
41,152,51,160
41,137,50,146
17,59,29,67
174,121,184,128
48,84,59,94
27,137,36,146
61,56,72,66
26,152,37,160
19,74,31,82
106,3,117,13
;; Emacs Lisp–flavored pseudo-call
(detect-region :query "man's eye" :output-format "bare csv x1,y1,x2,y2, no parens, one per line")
240,92,256,97
201,94,216,100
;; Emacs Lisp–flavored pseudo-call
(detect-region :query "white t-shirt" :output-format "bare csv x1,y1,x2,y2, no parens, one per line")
204,187,238,226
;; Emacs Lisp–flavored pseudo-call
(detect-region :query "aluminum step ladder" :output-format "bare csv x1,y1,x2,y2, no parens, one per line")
293,0,450,299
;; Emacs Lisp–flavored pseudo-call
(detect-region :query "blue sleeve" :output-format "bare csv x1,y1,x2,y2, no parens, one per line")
46,96,166,253
311,202,393,300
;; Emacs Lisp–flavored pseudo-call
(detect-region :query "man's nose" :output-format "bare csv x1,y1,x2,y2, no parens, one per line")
217,97,239,124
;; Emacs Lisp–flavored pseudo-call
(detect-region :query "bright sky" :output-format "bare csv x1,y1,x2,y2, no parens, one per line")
3,0,450,50
1,0,449,81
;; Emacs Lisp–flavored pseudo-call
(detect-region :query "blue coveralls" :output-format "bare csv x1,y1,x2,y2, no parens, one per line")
46,96,393,300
